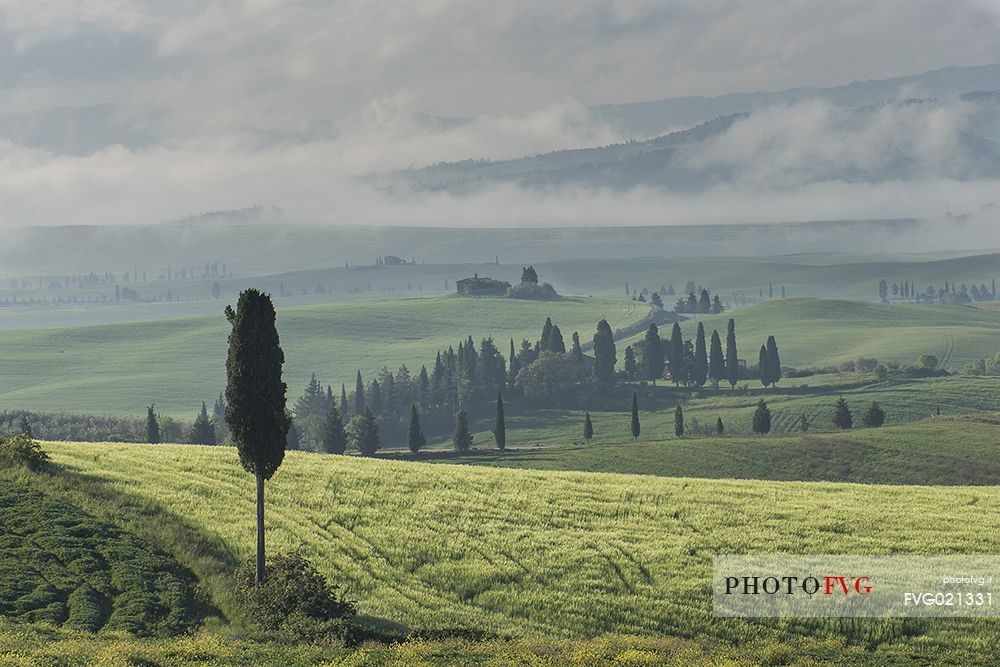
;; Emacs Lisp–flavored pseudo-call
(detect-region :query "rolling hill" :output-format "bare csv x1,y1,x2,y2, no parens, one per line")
35,438,1000,661
0,295,646,417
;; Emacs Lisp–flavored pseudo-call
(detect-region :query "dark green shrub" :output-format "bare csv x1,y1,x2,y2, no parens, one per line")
235,552,355,642
0,434,49,471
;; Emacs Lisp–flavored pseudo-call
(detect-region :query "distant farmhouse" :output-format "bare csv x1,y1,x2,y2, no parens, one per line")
456,274,511,296
456,266,559,300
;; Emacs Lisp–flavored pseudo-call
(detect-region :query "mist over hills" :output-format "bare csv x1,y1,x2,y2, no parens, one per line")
383,83,1000,194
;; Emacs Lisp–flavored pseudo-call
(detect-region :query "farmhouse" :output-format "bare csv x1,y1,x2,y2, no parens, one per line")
456,274,511,296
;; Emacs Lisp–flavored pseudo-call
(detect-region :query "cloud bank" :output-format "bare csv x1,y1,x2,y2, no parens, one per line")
0,1,999,228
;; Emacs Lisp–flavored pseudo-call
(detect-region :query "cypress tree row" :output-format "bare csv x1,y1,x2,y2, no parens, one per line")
708,329,724,389
694,322,708,387
407,403,426,454
493,392,506,451
224,288,290,586
726,318,739,389
583,412,593,443
630,392,640,441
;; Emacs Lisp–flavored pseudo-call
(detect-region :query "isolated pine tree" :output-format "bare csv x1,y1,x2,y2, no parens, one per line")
354,371,365,416
321,402,348,454
583,412,594,443
726,318,739,389
146,405,161,444
670,322,685,385
674,404,684,437
407,403,426,454
708,329,724,389
356,406,380,456
224,288,290,585
752,399,772,434
493,392,506,451
694,322,708,387
862,401,885,427
833,397,854,430
453,410,473,452
630,392,640,441
592,319,617,384
643,324,664,381
190,401,216,445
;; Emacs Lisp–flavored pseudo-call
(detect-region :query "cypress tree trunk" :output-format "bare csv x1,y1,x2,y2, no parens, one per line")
256,474,265,585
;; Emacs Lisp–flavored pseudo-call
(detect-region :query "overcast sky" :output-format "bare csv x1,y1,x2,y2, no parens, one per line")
2,0,1000,226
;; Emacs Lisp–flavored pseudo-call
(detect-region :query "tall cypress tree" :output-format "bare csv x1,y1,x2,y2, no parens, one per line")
765,335,781,387
759,344,770,388
540,317,554,352
321,401,348,454
354,371,365,415
453,410,472,452
571,332,583,364
630,392,640,441
708,329,724,389
493,392,506,451
643,323,664,381
407,403,426,454
592,319,617,384
674,403,684,437
694,322,708,387
669,322,685,385
725,318,739,389
508,338,519,385
549,325,566,354
583,412,593,443
146,404,161,444
225,289,290,585
339,384,349,417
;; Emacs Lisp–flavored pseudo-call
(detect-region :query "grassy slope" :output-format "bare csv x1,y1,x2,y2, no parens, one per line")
0,295,645,417
453,375,1000,450
446,418,1000,485
44,441,1000,648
